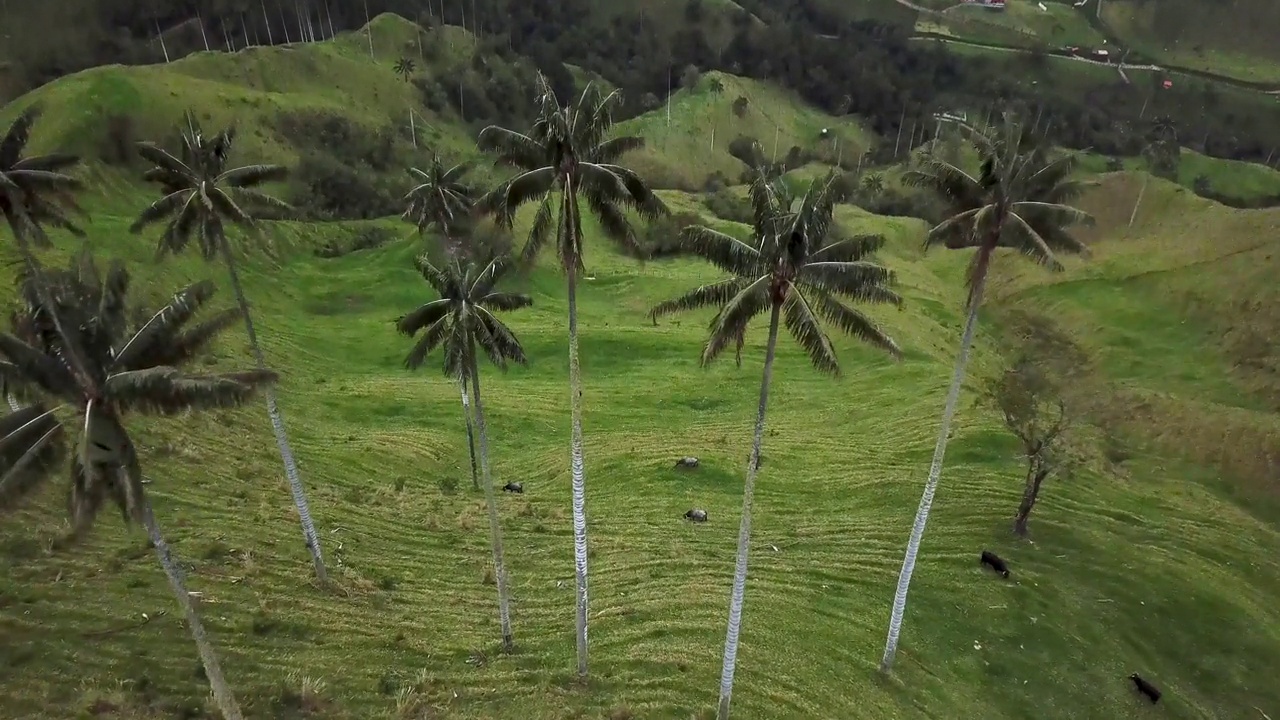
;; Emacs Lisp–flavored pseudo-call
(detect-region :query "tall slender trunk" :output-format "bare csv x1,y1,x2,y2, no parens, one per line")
1013,460,1049,537
141,501,243,719
261,0,275,45
6,395,19,411
565,182,591,678
219,239,327,584
468,353,514,650
717,301,782,720
460,383,480,490
1129,173,1148,227
880,259,989,673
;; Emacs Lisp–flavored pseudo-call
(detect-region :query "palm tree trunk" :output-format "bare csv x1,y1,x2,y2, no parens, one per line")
467,353,514,650
219,239,327,584
717,301,782,720
880,261,989,674
567,264,590,678
141,501,243,719
5,395,19,412
460,383,480,490
1128,173,1148,227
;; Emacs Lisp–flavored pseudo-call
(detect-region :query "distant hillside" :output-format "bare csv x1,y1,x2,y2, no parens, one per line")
1099,0,1280,84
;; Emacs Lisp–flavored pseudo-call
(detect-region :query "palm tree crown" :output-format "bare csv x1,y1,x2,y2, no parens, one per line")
0,105,84,244
903,120,1094,304
0,250,276,530
477,74,667,269
652,169,903,370
402,155,477,245
130,111,291,259
396,253,531,374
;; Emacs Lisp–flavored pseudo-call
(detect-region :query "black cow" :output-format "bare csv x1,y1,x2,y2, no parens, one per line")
502,482,523,494
1129,674,1161,704
980,550,1010,578
675,457,700,470
684,509,708,523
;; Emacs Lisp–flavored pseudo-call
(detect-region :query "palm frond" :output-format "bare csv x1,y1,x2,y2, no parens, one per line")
12,153,79,173
216,164,288,187
107,367,277,416
800,261,900,303
781,290,840,375
808,289,902,359
404,316,450,371
0,404,65,512
136,142,195,179
649,278,749,321
113,280,217,371
0,105,39,168
702,278,771,366
396,299,451,336
593,136,645,164
476,126,547,170
476,292,533,312
678,225,761,277
140,308,241,369
0,333,76,398
130,190,193,233
473,310,527,369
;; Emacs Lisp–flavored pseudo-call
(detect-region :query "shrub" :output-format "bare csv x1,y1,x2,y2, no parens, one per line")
634,210,704,259
99,113,137,166
703,189,753,224
314,226,396,259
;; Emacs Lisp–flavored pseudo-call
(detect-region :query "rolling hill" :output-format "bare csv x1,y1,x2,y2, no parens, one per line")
0,13,1278,720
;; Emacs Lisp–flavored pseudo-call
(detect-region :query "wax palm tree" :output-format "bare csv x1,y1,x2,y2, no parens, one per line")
403,156,482,490
650,169,903,719
395,251,531,652
0,105,95,402
129,112,328,583
879,119,1094,673
394,56,416,81
476,74,665,676
0,250,276,720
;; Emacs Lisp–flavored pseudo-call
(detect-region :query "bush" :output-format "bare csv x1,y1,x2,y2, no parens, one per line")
292,152,400,220
314,226,396,259
703,189,753,224
99,113,137,166
633,210,704,259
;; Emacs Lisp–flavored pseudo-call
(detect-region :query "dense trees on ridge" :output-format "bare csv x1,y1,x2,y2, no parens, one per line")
0,65,1096,716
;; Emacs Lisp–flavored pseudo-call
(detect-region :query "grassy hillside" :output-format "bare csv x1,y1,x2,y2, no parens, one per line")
619,71,874,190
1077,149,1280,203
1099,0,1280,84
2,15,1280,720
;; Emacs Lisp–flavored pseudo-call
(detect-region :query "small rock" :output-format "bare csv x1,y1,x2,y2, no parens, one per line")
684,508,708,523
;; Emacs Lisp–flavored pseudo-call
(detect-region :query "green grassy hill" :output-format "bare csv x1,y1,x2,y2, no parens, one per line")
2,16,1279,720
1098,0,1280,84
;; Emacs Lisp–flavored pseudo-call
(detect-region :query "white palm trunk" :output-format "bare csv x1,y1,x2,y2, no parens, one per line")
460,383,480,490
717,302,782,720
468,355,514,650
880,269,987,673
567,267,590,677
141,501,243,719
5,395,19,412
1128,173,1148,227
220,241,327,584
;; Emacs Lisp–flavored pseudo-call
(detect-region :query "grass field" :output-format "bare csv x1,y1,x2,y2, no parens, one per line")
1098,0,1280,84
1078,149,1280,203
2,17,1280,720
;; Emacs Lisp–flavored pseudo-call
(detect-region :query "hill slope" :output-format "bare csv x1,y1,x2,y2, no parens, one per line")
1,16,1279,720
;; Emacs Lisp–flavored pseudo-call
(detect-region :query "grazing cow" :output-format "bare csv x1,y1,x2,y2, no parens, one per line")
502,482,523,494
980,550,1010,578
1129,674,1161,704
684,509,708,523
675,457,700,470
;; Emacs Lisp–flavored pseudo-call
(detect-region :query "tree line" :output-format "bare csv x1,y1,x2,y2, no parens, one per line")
4,0,1279,177
0,70,1097,717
